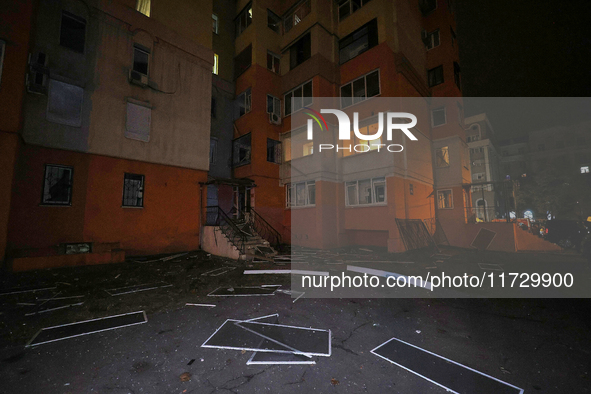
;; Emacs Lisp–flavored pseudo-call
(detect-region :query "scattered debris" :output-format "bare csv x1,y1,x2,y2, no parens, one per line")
187,359,195,366
0,286,57,296
207,286,280,297
179,372,191,382
243,269,329,276
201,267,236,276
331,378,340,386
26,311,148,347
185,303,216,308
105,282,172,296
25,302,84,316
160,253,188,262
478,263,504,272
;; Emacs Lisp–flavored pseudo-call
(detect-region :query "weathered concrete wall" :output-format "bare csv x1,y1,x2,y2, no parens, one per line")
201,226,240,260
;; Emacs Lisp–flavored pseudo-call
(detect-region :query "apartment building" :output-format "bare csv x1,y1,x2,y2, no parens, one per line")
2,0,213,270
219,0,468,252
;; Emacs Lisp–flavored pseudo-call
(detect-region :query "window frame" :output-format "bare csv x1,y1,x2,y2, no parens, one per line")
339,18,378,64
437,189,453,210
436,146,450,168
286,180,315,208
212,14,219,34
425,29,440,50
284,79,313,117
232,133,252,167
431,106,447,127
267,9,281,34
338,0,372,22
340,69,380,109
41,164,73,206
267,51,280,74
289,33,311,70
122,173,145,208
236,88,252,118
267,94,281,117
267,138,282,164
133,44,150,76
428,65,444,87
283,0,311,34
345,177,387,206
210,138,218,165
235,3,253,38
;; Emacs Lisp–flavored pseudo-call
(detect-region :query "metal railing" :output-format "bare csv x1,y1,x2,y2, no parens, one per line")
248,208,282,248
205,206,247,254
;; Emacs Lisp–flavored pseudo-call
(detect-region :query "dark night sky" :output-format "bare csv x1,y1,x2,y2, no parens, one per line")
454,0,591,138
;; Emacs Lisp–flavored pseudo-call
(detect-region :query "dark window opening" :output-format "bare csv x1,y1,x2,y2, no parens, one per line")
267,51,280,74
419,0,437,15
235,44,252,78
267,9,281,33
42,165,73,205
60,11,86,53
211,97,217,118
428,65,444,87
267,139,281,164
133,46,149,75
235,3,252,38
122,173,144,207
233,133,251,167
453,62,461,89
290,33,311,70
339,19,378,64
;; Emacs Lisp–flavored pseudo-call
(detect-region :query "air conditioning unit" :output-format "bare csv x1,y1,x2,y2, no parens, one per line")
26,52,49,95
268,112,281,125
129,69,148,87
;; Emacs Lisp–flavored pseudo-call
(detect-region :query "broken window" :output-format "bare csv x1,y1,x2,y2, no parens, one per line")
122,173,144,207
290,33,311,70
437,189,453,209
236,88,252,118
125,101,151,142
42,164,73,205
267,139,281,164
428,65,444,87
267,51,280,74
267,94,281,118
133,45,150,76
235,3,252,37
454,62,461,90
338,0,372,21
425,29,440,50
339,19,378,64
431,106,446,127
284,80,312,116
267,9,281,33
436,146,449,167
235,45,252,78
60,11,86,53
233,133,251,167
345,177,386,206
341,70,380,108
47,79,84,127
286,180,315,207
283,0,310,33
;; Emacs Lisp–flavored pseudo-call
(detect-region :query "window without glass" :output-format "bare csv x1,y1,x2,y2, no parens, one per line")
267,9,281,33
122,173,144,207
437,189,453,209
236,88,251,118
428,65,444,87
419,0,437,15
431,107,446,127
453,62,461,89
125,101,151,142
235,45,252,78
136,0,150,17
284,80,312,116
339,0,372,21
290,33,311,70
267,51,280,74
210,139,217,164
60,11,86,53
436,146,449,167
211,97,217,118
286,180,315,207
47,79,84,127
267,139,281,164
345,177,386,206
232,133,251,166
267,94,281,117
236,3,252,37
42,165,73,205
340,70,380,108
212,14,219,34
284,0,311,33
339,19,378,64
133,45,149,75
425,29,439,50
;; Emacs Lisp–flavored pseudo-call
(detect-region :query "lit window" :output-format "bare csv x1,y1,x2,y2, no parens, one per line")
213,53,219,74
135,0,150,17
286,180,315,207
235,3,252,37
42,165,73,205
436,146,449,167
60,11,86,53
431,107,446,127
267,51,280,74
340,70,380,108
425,29,440,50
212,14,219,34
236,88,251,118
581,166,590,174
437,189,453,209
303,141,314,156
283,136,292,162
267,139,281,164
341,122,383,157
47,79,84,127
345,177,387,206
428,65,444,87
284,80,312,116
123,173,144,207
